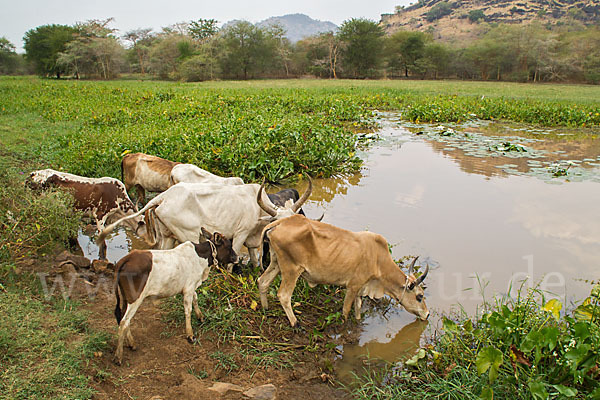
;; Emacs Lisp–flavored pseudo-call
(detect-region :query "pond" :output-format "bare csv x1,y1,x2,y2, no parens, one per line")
294,115,600,380
79,114,600,382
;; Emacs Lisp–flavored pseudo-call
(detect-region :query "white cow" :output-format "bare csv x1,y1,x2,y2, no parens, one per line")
113,228,238,365
98,179,312,266
170,164,244,186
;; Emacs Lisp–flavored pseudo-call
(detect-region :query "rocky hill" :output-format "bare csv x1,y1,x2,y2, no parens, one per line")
381,0,600,42
257,14,338,43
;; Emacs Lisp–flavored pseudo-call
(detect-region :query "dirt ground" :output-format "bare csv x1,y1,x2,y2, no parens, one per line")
27,251,352,400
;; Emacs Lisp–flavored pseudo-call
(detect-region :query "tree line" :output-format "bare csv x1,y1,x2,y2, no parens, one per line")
1,17,599,83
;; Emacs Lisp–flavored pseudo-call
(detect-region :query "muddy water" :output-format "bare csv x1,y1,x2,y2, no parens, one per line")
78,227,149,263
293,117,600,380
79,116,600,381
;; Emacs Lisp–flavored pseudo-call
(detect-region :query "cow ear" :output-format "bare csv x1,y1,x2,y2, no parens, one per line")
201,227,212,240
213,232,224,245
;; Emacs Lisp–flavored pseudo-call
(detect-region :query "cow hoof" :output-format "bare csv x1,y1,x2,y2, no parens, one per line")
291,321,303,332
187,335,197,344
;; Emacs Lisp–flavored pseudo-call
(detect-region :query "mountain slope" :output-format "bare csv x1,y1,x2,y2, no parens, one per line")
381,0,600,42
257,14,338,43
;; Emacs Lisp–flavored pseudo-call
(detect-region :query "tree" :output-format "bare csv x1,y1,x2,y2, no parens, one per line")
0,37,24,75
300,32,342,78
338,18,384,78
426,2,453,22
468,10,486,23
149,33,196,79
385,30,430,78
265,23,293,77
188,19,219,43
217,21,277,79
56,18,124,79
123,28,155,74
23,24,76,78
419,42,450,79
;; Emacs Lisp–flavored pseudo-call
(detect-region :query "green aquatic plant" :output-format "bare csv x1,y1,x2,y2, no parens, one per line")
353,285,600,399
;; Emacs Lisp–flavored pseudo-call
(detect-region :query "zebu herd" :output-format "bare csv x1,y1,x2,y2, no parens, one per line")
27,153,430,365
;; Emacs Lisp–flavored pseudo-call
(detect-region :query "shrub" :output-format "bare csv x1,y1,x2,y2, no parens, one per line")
0,169,80,265
425,2,453,22
468,9,486,23
353,285,600,399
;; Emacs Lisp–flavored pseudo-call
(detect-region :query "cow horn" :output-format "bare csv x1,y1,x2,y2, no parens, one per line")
292,176,312,213
407,256,418,276
257,182,277,217
413,263,429,287
313,212,324,222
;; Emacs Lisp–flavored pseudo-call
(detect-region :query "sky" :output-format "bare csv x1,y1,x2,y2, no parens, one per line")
2,0,413,52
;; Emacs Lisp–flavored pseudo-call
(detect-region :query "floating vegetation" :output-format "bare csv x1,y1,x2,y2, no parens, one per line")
381,113,600,184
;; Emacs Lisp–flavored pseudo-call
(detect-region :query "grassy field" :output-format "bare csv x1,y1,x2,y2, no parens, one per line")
0,76,599,399
1,76,599,182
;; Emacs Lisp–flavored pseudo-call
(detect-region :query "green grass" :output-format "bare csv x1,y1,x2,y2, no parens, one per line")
0,272,110,400
159,266,351,372
1,76,598,184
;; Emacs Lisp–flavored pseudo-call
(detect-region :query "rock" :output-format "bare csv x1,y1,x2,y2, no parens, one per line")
208,382,244,395
91,259,114,274
56,250,91,269
57,261,78,276
167,373,207,399
243,384,277,400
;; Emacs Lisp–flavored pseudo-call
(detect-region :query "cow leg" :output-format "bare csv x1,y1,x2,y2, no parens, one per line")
95,218,108,260
257,254,280,310
278,266,302,327
158,237,176,250
354,296,363,320
183,292,196,343
342,287,360,322
135,185,145,209
248,247,260,267
231,235,247,272
114,298,144,365
192,291,203,321
126,326,136,350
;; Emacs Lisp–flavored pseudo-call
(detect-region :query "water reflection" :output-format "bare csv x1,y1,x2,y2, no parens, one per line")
77,227,149,263
336,316,428,383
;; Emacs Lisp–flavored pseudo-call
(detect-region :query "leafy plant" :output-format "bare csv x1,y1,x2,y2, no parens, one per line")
353,285,600,399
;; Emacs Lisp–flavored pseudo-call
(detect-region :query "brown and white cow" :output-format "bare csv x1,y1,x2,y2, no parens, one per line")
121,153,180,208
113,228,237,365
258,214,430,327
26,169,141,259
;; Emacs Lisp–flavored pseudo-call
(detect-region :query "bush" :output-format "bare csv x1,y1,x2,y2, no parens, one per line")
425,2,453,22
180,55,216,82
0,169,80,264
353,285,600,399
468,9,486,23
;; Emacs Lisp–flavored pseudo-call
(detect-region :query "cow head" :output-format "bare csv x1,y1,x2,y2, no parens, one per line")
25,170,54,190
393,257,430,321
201,227,238,266
256,177,312,221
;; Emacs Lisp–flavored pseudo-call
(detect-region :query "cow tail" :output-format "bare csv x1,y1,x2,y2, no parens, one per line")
258,219,284,269
114,260,127,325
120,156,125,184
